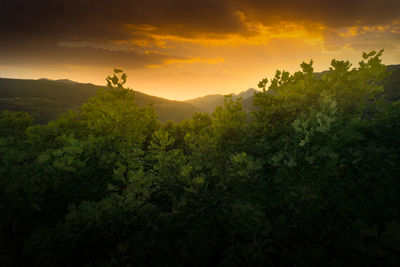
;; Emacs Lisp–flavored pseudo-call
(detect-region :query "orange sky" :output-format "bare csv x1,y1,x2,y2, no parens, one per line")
1,0,399,100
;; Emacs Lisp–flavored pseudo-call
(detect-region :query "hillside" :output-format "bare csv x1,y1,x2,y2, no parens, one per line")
186,88,258,113
0,78,204,123
1,64,398,124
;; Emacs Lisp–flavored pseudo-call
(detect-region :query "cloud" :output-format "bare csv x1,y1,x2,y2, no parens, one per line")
147,56,225,68
0,0,244,41
2,1,398,63
320,20,400,53
0,39,197,69
235,0,400,28
2,0,399,43
1,0,399,99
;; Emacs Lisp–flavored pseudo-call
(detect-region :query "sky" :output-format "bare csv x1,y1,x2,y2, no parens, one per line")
1,0,400,100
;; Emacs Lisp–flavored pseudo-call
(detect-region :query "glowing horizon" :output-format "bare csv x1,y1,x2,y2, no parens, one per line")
1,0,399,100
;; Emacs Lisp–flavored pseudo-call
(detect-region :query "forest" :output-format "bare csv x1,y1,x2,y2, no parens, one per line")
1,50,400,266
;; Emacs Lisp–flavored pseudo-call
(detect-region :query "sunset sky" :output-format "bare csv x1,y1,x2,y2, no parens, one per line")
1,0,400,100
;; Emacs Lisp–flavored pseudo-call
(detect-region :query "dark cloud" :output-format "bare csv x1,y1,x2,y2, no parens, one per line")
0,0,244,41
236,0,400,28
1,0,399,42
0,38,188,69
1,0,399,69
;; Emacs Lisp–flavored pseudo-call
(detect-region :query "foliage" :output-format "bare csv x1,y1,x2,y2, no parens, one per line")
1,53,400,266
0,78,202,123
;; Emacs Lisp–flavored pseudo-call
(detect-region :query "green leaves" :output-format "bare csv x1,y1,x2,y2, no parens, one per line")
362,50,377,59
37,153,51,163
106,69,128,88
3,51,400,266
0,110,33,138
300,59,314,76
258,77,268,91
150,130,174,151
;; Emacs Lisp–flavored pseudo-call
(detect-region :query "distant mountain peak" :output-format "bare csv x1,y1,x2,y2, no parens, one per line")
185,87,260,113
1,77,203,123
55,79,79,84
38,78,78,84
236,88,258,99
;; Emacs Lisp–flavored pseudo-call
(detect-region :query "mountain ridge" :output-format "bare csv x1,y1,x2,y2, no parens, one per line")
0,78,205,123
1,64,399,123
186,88,259,112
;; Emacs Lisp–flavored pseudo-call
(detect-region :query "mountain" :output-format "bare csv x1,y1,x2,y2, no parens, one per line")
2,65,398,124
0,78,204,123
237,88,258,99
188,65,400,114
185,94,224,113
186,88,259,113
